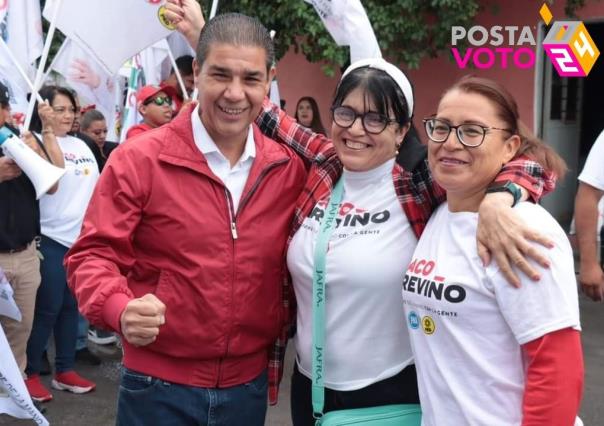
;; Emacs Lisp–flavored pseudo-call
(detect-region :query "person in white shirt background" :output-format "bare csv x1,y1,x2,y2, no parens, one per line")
24,85,100,403
574,129,604,302
404,75,583,426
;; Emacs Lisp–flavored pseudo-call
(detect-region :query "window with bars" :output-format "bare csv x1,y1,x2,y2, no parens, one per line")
550,65,581,122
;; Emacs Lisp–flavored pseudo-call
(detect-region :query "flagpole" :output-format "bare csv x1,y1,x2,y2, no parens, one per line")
23,0,63,131
166,47,190,100
0,40,44,103
209,0,219,19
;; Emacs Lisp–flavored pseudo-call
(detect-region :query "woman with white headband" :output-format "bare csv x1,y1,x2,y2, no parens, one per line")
255,58,556,425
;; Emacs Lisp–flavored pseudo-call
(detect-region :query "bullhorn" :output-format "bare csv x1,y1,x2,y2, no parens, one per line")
0,126,65,199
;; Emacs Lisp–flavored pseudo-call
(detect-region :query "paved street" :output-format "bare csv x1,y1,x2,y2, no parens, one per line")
1,294,602,426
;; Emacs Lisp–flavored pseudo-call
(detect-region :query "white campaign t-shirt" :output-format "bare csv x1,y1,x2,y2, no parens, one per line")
403,202,581,426
287,159,417,391
578,129,604,191
40,135,100,248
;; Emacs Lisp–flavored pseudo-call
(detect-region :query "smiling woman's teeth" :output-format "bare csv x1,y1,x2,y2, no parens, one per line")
345,140,369,150
441,158,466,165
220,106,244,115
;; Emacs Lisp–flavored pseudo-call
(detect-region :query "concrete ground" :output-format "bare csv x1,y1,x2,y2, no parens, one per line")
1,294,602,426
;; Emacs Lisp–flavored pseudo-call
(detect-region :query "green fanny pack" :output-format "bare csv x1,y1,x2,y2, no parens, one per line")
316,404,422,426
311,179,422,426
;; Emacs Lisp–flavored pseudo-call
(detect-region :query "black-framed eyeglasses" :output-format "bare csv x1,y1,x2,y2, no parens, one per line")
145,96,172,107
423,117,513,148
331,106,398,135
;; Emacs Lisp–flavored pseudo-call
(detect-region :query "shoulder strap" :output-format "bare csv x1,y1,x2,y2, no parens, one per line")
311,178,345,420
32,133,53,164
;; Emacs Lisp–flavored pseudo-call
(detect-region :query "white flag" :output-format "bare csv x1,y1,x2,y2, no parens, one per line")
304,0,381,63
0,1,7,23
0,325,48,425
43,0,174,75
46,38,123,137
139,39,171,87
0,0,43,76
269,78,281,108
167,32,196,61
0,268,20,322
0,0,43,126
0,68,30,129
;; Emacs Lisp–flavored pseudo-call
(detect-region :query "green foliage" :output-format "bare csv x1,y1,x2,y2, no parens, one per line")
208,0,480,73
564,0,587,17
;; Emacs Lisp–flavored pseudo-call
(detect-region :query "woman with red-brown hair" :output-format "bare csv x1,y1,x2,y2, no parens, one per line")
405,76,583,425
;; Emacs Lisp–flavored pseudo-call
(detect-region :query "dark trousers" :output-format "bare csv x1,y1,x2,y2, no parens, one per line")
290,363,420,426
26,235,78,374
116,368,268,426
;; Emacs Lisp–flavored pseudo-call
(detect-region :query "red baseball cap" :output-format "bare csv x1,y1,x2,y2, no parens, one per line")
136,85,176,105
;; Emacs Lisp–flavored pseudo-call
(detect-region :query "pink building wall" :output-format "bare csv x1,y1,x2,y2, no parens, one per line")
274,50,338,136
275,0,604,136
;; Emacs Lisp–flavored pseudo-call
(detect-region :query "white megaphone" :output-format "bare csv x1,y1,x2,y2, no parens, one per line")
0,127,66,199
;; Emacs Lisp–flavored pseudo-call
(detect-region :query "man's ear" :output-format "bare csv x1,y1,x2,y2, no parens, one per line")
138,104,147,117
192,59,201,87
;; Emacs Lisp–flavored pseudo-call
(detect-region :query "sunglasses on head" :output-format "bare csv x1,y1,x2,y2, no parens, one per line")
145,96,172,107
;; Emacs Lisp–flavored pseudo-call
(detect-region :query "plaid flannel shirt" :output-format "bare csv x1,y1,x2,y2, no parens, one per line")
256,99,556,404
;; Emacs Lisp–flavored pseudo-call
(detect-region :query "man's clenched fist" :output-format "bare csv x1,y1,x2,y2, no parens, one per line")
120,294,166,347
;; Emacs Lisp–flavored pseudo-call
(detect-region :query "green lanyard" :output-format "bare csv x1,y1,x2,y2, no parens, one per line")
311,178,345,420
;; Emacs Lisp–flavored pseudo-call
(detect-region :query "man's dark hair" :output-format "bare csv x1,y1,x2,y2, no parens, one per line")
196,13,274,73
172,55,194,77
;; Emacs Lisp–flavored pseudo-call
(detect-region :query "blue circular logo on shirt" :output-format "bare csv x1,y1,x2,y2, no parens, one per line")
408,311,420,329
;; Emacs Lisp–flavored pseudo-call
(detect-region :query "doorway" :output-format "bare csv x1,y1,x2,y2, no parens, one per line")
537,21,604,226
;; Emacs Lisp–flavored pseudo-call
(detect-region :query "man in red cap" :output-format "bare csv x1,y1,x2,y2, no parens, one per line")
125,85,175,139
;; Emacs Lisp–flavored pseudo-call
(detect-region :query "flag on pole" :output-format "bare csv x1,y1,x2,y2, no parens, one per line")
0,268,21,322
0,0,43,127
46,38,123,139
0,326,48,425
0,0,43,77
269,78,281,107
43,0,174,75
119,62,144,142
304,0,381,63
167,32,196,60
139,39,171,87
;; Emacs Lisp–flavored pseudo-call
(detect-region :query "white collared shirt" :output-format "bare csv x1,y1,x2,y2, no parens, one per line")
191,105,255,212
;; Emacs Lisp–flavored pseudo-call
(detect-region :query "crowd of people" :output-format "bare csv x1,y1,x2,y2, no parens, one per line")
0,0,602,425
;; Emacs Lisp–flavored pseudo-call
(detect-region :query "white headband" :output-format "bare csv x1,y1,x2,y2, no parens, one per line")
341,58,414,119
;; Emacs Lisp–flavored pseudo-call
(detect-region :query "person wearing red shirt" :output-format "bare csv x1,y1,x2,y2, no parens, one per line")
124,85,175,139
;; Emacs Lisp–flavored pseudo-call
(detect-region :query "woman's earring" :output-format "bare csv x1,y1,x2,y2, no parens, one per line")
395,143,401,155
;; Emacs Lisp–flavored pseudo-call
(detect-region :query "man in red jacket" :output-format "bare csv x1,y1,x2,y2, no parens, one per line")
64,13,306,425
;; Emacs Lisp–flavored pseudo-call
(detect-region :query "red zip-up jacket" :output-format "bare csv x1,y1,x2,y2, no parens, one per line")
65,104,307,388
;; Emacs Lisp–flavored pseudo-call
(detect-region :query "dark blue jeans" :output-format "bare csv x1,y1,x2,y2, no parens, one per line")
116,368,268,426
26,235,79,374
